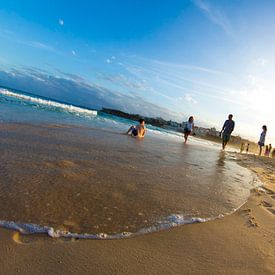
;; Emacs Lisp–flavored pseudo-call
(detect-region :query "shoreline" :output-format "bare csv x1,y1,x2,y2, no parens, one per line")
0,152,274,273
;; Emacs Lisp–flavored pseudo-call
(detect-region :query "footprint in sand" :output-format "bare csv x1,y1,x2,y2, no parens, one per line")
12,232,23,244
261,187,274,195
248,216,258,227
260,199,275,216
261,200,273,208
12,231,77,244
12,232,38,244
267,208,275,215
12,232,49,244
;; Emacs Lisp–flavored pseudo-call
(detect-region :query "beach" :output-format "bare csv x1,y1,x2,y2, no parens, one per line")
1,1,275,273
0,122,274,274
0,156,274,274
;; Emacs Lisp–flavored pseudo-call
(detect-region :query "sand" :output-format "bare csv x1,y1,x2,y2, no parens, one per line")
0,153,274,274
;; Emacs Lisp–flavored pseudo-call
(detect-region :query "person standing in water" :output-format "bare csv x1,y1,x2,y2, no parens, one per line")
220,114,235,150
183,116,194,143
258,125,267,156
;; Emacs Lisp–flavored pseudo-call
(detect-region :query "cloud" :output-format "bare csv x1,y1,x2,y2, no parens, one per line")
55,70,86,82
142,57,226,75
58,19,64,26
0,67,178,120
96,72,151,91
185,93,198,105
192,0,233,35
71,50,76,56
4,36,62,55
119,55,238,105
105,56,116,64
256,58,268,67
0,27,62,56
247,74,257,85
26,41,57,52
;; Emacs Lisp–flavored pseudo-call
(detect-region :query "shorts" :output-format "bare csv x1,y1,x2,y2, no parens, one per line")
258,141,264,147
222,133,231,143
184,128,191,135
131,128,138,137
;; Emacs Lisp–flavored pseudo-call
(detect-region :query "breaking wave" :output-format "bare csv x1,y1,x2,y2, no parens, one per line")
0,88,97,117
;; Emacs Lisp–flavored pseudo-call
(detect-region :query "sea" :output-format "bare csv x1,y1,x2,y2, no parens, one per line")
0,86,261,239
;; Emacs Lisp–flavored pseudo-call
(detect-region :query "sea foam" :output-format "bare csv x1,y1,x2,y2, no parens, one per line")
0,88,97,117
0,214,215,240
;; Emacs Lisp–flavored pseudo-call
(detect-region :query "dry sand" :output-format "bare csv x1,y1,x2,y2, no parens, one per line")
0,153,274,274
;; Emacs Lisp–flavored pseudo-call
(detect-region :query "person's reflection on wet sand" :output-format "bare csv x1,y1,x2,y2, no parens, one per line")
216,151,226,171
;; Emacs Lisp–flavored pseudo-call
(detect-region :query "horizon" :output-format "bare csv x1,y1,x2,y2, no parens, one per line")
0,0,274,144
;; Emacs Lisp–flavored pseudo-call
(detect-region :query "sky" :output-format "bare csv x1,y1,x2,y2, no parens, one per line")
0,0,274,143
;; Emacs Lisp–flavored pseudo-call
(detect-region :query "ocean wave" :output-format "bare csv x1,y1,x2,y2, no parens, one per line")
0,215,212,240
0,88,97,117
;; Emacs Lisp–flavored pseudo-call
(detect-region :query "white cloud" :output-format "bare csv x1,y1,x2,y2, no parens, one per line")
71,50,76,56
247,74,257,85
0,30,62,55
58,19,64,26
106,58,111,64
25,41,59,53
256,58,268,67
185,93,198,105
192,0,233,35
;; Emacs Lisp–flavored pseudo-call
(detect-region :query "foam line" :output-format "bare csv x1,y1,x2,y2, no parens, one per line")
0,88,97,116
0,215,215,240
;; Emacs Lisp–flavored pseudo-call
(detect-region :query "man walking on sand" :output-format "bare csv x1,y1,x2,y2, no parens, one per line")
220,114,235,150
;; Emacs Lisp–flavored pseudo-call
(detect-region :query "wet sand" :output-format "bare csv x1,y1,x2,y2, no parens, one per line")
0,123,274,274
0,123,256,237
0,161,274,274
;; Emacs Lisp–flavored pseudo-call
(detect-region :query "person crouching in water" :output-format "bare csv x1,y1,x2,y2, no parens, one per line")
127,118,146,138
183,116,194,143
258,125,267,156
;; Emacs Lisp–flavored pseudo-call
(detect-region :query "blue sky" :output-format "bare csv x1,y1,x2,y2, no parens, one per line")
0,0,274,143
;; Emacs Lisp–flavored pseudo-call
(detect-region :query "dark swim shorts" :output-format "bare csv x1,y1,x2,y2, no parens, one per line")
132,128,138,136
184,128,191,135
258,141,264,147
222,133,231,142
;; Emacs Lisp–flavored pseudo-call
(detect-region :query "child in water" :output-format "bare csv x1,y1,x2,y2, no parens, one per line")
126,118,146,138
